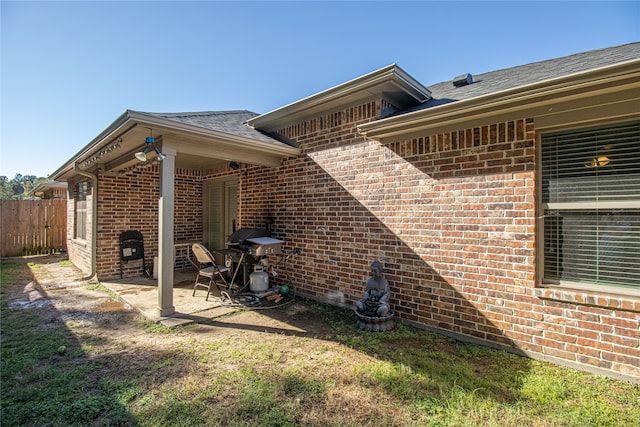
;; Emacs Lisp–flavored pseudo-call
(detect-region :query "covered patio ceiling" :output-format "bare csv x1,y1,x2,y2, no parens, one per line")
52,110,300,181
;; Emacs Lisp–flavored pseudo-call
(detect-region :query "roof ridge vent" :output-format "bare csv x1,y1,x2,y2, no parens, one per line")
453,73,473,87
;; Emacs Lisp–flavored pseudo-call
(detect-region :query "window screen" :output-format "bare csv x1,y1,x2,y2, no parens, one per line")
541,121,640,289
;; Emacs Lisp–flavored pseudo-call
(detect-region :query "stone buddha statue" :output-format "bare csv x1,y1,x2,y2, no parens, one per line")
355,260,390,317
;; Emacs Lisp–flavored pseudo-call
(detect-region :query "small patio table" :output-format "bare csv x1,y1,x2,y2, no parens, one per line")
174,240,201,270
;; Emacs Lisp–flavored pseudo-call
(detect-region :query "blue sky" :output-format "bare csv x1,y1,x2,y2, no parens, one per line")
1,1,638,179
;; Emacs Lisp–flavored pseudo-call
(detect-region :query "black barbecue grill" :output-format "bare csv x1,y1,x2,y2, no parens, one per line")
220,228,284,292
226,228,270,253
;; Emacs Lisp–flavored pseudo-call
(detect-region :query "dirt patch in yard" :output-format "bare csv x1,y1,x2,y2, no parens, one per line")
6,254,343,346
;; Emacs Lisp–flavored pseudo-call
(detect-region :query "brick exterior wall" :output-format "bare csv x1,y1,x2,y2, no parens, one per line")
96,166,161,278
65,97,638,381
67,166,214,279
238,100,639,381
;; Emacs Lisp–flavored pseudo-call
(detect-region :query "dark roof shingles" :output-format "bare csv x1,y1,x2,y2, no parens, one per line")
404,42,640,114
139,110,287,145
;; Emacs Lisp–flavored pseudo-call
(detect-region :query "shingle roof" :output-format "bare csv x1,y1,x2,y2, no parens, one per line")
400,42,640,114
137,110,289,145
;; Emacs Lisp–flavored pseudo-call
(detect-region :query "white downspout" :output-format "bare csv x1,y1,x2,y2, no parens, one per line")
73,162,98,281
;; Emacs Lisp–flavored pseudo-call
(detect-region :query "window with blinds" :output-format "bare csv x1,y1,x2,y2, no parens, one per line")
541,121,640,289
76,182,88,240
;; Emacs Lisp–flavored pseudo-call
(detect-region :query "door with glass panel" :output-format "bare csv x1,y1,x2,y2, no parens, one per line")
203,177,238,263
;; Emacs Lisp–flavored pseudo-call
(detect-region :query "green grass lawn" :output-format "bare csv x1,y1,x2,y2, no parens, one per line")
2,258,639,426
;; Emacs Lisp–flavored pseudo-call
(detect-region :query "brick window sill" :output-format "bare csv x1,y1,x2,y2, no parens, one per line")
70,238,88,248
535,285,640,313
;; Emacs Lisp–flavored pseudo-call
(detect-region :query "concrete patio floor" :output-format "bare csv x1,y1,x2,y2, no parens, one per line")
100,268,243,326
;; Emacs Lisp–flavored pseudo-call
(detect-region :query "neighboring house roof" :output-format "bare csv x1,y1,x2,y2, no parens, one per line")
28,181,67,199
402,42,640,113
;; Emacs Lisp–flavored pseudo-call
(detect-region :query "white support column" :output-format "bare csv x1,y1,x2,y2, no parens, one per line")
157,146,176,317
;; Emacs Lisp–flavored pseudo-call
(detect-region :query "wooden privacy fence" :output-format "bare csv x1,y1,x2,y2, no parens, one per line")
0,199,67,257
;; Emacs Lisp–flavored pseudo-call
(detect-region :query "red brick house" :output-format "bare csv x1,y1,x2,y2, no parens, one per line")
29,181,68,200
51,43,640,383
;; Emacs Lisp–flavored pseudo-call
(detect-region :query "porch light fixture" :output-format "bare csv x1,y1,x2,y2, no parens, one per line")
229,161,240,170
135,136,166,162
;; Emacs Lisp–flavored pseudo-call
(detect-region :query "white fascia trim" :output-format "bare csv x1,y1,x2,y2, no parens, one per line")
358,59,640,140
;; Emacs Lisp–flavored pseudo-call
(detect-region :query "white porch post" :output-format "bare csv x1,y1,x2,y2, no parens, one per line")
157,146,176,317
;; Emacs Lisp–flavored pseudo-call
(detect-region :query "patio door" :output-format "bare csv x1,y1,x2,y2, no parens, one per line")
203,177,238,261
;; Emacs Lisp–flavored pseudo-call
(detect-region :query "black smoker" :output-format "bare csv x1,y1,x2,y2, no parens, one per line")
119,230,146,278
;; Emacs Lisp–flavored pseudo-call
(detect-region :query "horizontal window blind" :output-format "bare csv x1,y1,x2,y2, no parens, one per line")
542,122,640,203
543,210,640,287
76,182,88,240
541,122,640,289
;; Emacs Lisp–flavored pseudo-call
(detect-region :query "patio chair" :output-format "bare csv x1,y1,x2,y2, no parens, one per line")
191,243,230,301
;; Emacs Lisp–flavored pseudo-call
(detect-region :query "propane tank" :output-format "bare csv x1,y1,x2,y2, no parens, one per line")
249,265,269,292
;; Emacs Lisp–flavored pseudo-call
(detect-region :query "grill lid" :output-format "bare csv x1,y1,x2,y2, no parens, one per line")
246,237,284,246
226,228,270,245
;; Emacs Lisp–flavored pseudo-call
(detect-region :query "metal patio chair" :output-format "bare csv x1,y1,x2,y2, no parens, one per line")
191,243,230,301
